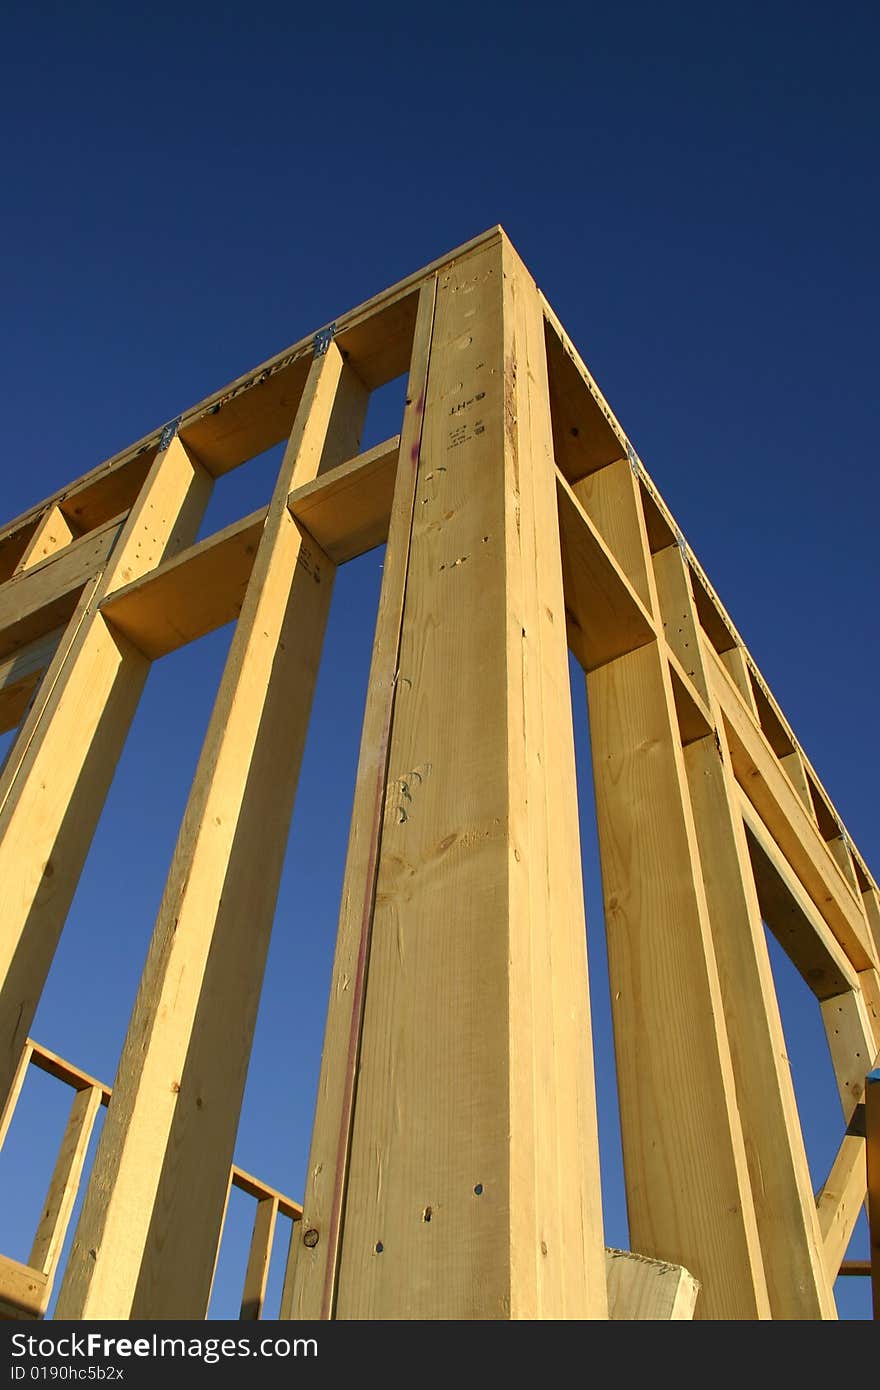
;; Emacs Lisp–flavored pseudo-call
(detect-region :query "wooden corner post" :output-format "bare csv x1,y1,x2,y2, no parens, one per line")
285,233,608,1319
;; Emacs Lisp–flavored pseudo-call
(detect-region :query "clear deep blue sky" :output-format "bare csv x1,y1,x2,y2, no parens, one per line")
0,1,877,1320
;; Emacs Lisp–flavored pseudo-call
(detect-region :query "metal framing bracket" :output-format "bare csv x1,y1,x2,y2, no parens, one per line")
158,418,181,453
313,323,337,357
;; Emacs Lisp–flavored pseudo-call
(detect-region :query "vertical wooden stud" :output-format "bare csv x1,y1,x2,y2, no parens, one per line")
866,1069,880,1318
13,507,80,575
780,749,817,818
720,644,759,717
652,543,834,1316
584,481,771,1315
827,836,860,896
816,1133,867,1285
862,888,880,962
0,436,212,1107
55,347,365,1320
284,280,438,1319
821,988,879,1120
587,636,769,1318
240,1196,279,1320
29,1085,102,1286
0,1041,33,1150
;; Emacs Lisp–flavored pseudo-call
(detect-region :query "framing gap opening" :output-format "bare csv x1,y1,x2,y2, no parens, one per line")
568,650,629,1254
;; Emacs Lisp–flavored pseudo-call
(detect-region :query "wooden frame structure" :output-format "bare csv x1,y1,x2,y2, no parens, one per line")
0,227,877,1320
0,1039,301,1321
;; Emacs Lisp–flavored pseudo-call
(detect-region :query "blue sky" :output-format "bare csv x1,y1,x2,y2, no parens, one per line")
0,1,876,1320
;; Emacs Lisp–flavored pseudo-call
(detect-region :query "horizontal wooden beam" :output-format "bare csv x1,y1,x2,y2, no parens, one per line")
0,1255,48,1320
0,515,124,660
230,1166,302,1223
740,796,860,999
288,434,398,562
0,229,503,545
706,640,875,972
28,1039,112,1104
556,469,655,670
101,509,264,659
101,438,401,659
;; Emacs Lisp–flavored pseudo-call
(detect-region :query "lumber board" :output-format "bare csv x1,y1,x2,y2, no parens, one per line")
720,643,759,716
666,648,714,745
102,434,403,660
817,1132,867,1286
690,569,738,653
58,453,155,536
14,507,79,575
860,967,880,1052
745,656,856,852
587,638,769,1318
867,1070,880,1317
0,515,124,660
653,540,833,1317
29,1085,102,1280
683,735,833,1317
230,1166,301,1222
864,888,880,962
288,434,399,562
0,1255,48,1320
605,1248,699,1320
573,457,653,610
56,347,358,1321
240,1197,279,1321
0,1042,33,1150
740,796,859,999
828,835,861,895
781,748,817,817
821,990,880,1121
503,242,607,1319
285,284,438,1321
705,639,875,972
0,436,212,1114
652,545,710,703
638,476,677,554
557,469,655,671
331,240,607,1319
101,509,264,659
750,674,796,758
27,1039,112,1103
